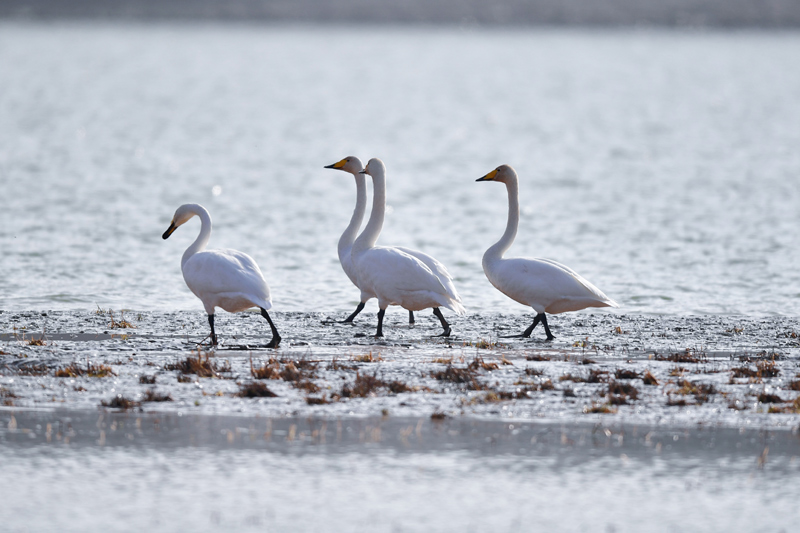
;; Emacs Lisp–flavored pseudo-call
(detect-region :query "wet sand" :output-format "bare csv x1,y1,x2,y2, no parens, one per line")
2,310,799,427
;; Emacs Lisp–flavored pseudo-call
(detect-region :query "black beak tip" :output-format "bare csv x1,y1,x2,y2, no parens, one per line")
323,164,336,169
162,231,170,240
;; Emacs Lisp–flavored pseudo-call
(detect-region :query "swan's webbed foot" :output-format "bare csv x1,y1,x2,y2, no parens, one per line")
433,327,451,338
328,302,365,325
409,310,415,325
265,335,281,349
501,313,554,340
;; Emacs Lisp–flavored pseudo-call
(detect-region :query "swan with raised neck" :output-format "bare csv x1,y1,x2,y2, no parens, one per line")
351,158,465,337
477,164,618,340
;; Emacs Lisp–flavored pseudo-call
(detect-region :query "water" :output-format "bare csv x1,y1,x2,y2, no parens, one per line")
2,410,799,532
2,23,800,316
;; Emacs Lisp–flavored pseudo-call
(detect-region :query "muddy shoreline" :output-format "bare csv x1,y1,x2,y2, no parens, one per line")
2,310,799,430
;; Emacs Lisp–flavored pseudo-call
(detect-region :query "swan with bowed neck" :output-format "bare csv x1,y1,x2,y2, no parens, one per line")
351,158,465,337
162,203,280,348
477,165,617,340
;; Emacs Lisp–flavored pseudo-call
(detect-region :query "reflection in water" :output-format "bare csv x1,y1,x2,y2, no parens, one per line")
1,410,799,531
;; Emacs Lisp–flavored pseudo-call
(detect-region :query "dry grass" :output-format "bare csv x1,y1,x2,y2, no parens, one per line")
559,373,585,383
668,366,687,377
468,356,499,371
142,389,172,402
12,363,50,376
139,375,156,385
584,403,617,414
26,337,46,346
656,349,706,364
642,371,659,386
787,379,800,392
525,367,543,377
341,372,387,398
673,380,716,404
55,362,116,378
587,369,609,383
608,381,639,400
756,360,780,378
464,339,501,349
108,311,136,329
757,392,783,404
352,352,383,363
525,354,550,361
767,397,800,414
236,382,278,398
165,351,230,378
101,395,140,410
614,369,640,380
306,396,329,405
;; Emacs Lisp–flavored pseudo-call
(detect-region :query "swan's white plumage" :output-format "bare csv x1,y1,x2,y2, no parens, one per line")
352,158,465,317
182,248,272,315
163,204,272,315
326,157,368,291
479,165,617,316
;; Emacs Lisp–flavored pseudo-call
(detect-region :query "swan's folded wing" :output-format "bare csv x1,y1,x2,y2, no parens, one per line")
535,257,617,307
357,247,449,296
396,246,462,302
182,249,271,304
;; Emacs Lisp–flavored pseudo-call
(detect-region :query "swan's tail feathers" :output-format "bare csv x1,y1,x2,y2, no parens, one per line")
444,299,467,316
605,298,620,308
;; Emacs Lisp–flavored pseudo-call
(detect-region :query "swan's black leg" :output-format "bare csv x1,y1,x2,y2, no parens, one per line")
409,310,415,325
260,308,281,348
432,307,451,337
539,313,555,341
341,302,366,323
375,309,386,338
501,314,541,339
208,314,218,346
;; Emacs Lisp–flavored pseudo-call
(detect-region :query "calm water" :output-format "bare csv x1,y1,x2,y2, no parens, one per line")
2,411,799,532
2,24,800,316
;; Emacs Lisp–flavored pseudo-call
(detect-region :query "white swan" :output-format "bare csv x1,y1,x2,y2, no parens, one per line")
352,158,466,337
324,156,373,323
162,203,281,348
477,165,618,340
325,156,429,325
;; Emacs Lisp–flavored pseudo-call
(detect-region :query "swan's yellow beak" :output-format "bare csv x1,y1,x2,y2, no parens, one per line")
162,222,177,240
476,169,499,182
324,159,347,170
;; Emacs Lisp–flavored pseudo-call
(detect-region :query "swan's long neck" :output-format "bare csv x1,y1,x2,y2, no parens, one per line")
338,172,367,259
181,205,212,268
352,168,385,255
484,177,519,263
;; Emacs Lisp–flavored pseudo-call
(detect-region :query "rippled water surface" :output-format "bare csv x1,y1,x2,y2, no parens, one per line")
2,24,800,315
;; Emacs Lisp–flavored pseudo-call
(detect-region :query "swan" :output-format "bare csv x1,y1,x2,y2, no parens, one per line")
352,158,465,337
162,203,281,348
477,165,618,340
323,156,418,325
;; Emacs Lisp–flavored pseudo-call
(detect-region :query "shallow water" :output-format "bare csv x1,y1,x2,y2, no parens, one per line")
1,24,800,317
2,410,799,532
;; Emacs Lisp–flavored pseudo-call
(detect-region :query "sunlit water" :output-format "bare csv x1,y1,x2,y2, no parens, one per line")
2,24,800,316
